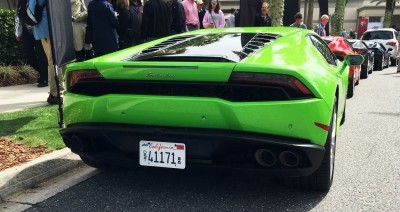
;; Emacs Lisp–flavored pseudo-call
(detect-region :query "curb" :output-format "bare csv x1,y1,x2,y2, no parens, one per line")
0,148,82,202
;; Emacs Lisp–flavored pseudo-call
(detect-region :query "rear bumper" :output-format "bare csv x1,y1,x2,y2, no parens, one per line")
60,123,326,177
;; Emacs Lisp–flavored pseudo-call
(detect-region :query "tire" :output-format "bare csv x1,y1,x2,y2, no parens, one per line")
374,58,383,71
340,106,345,126
287,98,337,191
360,66,368,79
347,77,354,98
390,57,397,66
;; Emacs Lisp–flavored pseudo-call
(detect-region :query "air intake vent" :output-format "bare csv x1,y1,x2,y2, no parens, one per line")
124,35,197,61
240,33,279,57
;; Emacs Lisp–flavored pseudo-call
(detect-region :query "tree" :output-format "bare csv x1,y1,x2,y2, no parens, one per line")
269,0,285,26
330,0,346,36
371,0,400,28
305,0,315,29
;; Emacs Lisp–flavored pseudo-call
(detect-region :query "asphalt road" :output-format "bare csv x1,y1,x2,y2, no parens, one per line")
10,67,400,211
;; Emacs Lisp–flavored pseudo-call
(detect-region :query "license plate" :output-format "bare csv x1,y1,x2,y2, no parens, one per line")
139,141,186,169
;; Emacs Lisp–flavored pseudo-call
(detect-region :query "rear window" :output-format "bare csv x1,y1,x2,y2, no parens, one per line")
125,33,279,62
362,31,394,40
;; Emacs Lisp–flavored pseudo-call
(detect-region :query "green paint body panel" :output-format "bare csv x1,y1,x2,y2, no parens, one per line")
64,27,351,147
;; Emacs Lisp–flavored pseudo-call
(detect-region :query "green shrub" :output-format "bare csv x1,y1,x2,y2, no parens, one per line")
0,64,38,87
0,65,19,83
19,64,36,79
0,9,25,65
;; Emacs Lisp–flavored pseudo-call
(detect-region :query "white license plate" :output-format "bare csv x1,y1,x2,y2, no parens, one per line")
139,141,186,169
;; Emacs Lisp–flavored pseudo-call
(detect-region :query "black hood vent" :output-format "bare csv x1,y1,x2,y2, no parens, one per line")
124,35,198,61
239,33,279,57
124,33,280,62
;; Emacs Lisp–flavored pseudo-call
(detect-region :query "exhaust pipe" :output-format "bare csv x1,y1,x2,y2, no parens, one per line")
70,135,86,152
279,151,302,168
254,149,278,168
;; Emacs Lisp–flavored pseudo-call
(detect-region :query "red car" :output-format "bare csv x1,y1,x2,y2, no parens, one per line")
322,36,361,98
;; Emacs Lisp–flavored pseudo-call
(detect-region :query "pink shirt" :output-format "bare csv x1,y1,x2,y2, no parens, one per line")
203,10,225,28
181,0,199,28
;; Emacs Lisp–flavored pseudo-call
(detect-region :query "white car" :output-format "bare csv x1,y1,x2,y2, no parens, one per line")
361,28,399,66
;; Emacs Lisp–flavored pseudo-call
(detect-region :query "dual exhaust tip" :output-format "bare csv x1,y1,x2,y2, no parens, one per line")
254,149,302,168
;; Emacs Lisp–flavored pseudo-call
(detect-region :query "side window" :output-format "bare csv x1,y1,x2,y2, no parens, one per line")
308,35,337,66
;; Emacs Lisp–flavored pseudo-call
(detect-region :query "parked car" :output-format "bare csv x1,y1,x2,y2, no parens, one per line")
361,28,398,66
364,41,390,71
61,28,363,191
347,39,374,79
322,36,361,98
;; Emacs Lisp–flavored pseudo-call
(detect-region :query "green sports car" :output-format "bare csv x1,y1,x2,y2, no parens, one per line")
60,27,363,190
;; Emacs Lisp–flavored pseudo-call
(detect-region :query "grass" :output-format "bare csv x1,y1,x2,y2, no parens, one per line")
0,105,65,152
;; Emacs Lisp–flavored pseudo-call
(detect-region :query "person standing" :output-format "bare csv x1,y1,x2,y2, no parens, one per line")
315,14,329,36
226,8,236,28
341,28,347,37
197,0,205,29
141,0,172,41
169,0,186,34
71,0,93,61
182,0,199,31
254,2,271,27
290,12,306,29
115,0,131,49
28,0,64,104
86,0,119,57
15,0,48,87
234,8,240,27
349,29,356,39
203,0,225,28
129,0,143,46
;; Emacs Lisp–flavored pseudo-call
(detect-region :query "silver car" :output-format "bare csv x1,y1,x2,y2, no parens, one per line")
361,28,399,66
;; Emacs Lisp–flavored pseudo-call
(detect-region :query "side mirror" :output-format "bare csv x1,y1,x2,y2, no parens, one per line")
344,54,364,66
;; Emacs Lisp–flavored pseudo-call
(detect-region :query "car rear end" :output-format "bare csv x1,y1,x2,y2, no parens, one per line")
361,29,398,64
60,30,335,177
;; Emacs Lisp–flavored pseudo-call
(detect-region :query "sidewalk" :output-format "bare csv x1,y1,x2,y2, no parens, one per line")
0,84,48,113
0,84,82,202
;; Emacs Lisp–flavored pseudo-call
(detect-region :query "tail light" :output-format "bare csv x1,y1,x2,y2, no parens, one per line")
67,70,104,89
229,72,314,98
386,41,396,47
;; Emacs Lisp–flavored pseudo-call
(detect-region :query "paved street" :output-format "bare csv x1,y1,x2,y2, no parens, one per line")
2,67,400,211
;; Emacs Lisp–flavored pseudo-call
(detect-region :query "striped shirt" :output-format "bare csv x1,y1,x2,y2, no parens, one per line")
315,23,326,36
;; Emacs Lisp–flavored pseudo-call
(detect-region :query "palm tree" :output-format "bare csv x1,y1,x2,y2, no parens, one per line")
269,0,285,26
371,0,399,28
330,0,346,36
305,0,315,29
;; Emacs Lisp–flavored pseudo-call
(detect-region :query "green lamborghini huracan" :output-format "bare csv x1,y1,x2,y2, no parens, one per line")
60,27,363,190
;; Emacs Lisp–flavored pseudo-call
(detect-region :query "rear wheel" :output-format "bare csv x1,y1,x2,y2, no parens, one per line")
390,57,397,66
375,57,384,71
340,106,345,126
288,98,337,191
360,66,368,79
347,77,354,98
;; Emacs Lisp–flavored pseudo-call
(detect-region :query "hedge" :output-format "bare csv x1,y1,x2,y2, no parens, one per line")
0,9,25,65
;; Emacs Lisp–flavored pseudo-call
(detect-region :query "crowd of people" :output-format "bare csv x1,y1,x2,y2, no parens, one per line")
15,0,327,105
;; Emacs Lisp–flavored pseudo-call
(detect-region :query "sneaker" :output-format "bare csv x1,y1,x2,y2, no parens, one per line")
38,81,48,87
47,94,63,105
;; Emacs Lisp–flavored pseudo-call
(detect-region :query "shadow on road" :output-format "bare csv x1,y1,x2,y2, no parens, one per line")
27,166,328,211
